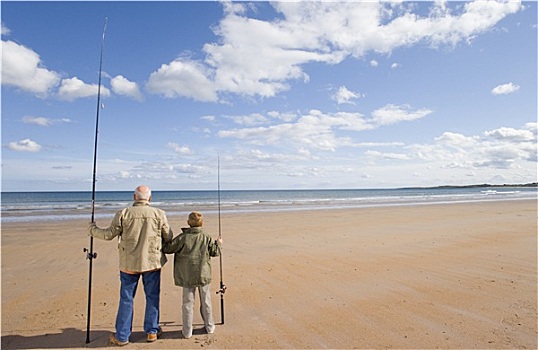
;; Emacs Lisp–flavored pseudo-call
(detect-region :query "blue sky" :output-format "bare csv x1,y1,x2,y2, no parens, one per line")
2,1,537,191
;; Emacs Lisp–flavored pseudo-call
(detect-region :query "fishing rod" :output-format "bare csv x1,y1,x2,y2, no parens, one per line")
216,156,226,324
84,17,107,344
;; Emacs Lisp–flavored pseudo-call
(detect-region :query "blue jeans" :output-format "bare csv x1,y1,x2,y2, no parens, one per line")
115,270,161,342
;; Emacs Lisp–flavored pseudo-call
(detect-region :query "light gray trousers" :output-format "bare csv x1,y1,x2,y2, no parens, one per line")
182,284,215,338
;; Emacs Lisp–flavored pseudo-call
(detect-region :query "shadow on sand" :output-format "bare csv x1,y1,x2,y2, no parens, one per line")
1,323,211,349
2,327,110,349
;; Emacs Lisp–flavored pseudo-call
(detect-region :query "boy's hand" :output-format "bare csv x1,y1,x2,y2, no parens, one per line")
217,237,223,244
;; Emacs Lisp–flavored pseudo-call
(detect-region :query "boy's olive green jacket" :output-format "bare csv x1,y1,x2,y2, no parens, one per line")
163,227,221,287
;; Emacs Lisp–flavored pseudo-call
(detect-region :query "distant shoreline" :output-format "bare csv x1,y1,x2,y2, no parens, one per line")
1,182,537,194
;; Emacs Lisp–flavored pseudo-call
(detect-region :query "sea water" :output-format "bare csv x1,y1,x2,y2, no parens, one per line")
1,187,536,223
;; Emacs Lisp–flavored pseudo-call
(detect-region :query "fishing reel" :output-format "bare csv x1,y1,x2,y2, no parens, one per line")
83,248,97,260
216,284,227,295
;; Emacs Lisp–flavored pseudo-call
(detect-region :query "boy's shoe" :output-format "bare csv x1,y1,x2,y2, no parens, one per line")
147,326,163,342
109,334,129,346
182,331,192,339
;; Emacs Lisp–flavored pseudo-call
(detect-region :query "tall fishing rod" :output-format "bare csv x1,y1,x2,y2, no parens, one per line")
216,156,226,324
84,17,107,344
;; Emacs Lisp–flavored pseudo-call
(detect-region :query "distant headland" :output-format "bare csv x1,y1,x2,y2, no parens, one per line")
401,183,537,190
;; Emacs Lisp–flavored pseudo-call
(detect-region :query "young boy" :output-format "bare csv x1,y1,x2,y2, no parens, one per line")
163,211,222,339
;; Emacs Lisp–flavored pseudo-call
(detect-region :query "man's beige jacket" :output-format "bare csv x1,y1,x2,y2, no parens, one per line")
89,200,173,273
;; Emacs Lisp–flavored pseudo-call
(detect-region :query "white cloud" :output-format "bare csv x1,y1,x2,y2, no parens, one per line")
128,161,207,180
473,143,522,169
22,116,52,126
370,60,379,67
201,115,216,122
238,148,312,162
271,1,522,54
2,39,113,101
21,116,72,126
1,23,11,35
484,127,534,141
8,139,42,152
58,77,111,101
218,108,536,187
226,113,270,126
429,124,537,170
365,150,411,160
146,2,521,102
111,75,144,101
371,104,433,126
524,122,537,135
2,2,524,104
491,82,520,95
167,142,193,155
435,132,479,148
267,111,297,122
377,1,522,49
146,59,218,102
332,86,363,105
218,106,432,152
219,110,355,151
1,40,61,96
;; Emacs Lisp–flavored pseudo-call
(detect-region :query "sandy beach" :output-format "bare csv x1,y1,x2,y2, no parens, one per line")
1,200,536,349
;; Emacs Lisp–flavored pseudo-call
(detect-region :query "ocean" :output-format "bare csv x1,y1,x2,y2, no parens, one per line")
1,186,536,223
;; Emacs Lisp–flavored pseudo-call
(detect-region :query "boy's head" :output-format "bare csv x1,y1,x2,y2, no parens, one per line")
188,211,203,227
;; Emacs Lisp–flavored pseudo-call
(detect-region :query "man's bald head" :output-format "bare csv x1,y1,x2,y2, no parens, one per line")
134,185,152,201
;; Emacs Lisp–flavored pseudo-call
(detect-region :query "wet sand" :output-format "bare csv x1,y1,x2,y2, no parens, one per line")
1,200,536,349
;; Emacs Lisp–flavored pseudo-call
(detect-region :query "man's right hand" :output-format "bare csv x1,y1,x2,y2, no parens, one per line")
88,222,97,233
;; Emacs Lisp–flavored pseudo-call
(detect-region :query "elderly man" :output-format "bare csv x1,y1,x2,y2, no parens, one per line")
89,185,173,346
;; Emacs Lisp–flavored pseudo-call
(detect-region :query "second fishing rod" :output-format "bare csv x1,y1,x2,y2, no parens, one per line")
216,156,226,325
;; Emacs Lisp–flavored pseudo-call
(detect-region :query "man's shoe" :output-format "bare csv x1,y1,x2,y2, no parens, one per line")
147,326,163,342
109,334,129,346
